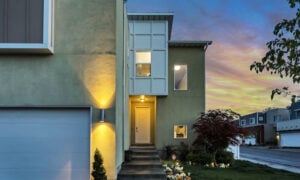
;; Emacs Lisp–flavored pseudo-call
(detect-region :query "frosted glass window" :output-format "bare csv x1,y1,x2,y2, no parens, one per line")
136,51,151,77
174,65,187,90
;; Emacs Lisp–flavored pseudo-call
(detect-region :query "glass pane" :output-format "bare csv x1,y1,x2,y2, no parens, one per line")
136,64,151,77
174,125,187,139
136,51,151,63
174,65,187,90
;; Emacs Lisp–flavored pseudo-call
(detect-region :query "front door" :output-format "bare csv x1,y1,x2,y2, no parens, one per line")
130,99,155,145
135,107,151,144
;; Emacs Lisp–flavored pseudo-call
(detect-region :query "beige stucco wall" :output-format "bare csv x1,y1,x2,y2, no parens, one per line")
156,47,206,149
0,0,123,179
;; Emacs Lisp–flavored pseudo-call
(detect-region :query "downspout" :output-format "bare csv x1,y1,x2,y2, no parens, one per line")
122,0,126,153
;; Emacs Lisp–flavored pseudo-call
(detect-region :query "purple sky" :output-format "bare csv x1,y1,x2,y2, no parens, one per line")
127,0,299,115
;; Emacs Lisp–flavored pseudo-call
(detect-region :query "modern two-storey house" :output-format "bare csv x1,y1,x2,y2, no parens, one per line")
0,1,211,179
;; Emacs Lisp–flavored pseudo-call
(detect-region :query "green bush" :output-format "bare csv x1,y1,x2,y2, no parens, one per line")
215,150,234,164
186,152,213,165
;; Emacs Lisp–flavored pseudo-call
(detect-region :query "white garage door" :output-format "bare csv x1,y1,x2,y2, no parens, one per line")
0,108,90,180
280,132,300,147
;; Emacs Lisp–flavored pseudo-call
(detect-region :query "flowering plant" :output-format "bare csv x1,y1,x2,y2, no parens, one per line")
163,160,191,180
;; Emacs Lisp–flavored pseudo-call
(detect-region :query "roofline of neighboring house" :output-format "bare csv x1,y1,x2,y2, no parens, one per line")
127,12,174,40
169,40,212,50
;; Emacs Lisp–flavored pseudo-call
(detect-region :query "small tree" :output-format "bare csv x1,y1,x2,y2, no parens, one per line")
91,148,107,180
192,109,241,164
250,0,300,102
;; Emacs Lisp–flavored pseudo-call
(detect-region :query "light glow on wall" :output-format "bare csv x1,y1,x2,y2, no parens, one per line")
91,122,116,179
83,55,116,109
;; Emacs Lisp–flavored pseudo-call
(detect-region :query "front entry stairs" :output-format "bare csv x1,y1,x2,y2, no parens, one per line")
118,145,165,180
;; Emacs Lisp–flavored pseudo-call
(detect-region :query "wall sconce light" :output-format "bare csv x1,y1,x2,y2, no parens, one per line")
100,109,105,122
140,95,145,102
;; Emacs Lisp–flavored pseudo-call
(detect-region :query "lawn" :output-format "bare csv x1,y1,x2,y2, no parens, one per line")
184,160,300,180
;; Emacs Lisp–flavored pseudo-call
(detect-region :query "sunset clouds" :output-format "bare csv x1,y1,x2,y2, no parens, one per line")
127,0,300,115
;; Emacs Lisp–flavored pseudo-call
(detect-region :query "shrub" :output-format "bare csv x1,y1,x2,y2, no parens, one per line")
164,142,190,161
91,148,107,180
215,150,234,164
186,152,213,165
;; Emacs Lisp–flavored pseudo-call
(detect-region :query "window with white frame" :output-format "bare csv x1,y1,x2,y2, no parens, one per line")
241,119,246,126
174,125,187,139
174,65,187,90
0,0,54,53
136,51,151,77
249,117,256,124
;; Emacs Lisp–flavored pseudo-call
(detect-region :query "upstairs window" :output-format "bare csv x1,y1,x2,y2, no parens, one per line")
249,117,256,124
136,51,151,77
0,0,53,53
174,65,187,90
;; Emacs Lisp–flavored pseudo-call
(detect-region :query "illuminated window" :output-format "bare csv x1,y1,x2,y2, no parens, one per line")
136,51,151,77
174,65,187,90
174,125,187,139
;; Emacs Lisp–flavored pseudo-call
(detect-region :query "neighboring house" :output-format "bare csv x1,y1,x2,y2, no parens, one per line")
0,1,211,179
277,99,300,147
238,109,289,145
238,112,265,145
264,108,289,143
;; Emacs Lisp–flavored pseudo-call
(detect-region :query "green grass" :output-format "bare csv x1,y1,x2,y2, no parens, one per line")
163,160,300,180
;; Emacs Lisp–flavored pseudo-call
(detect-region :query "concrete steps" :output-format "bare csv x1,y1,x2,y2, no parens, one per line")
118,145,165,180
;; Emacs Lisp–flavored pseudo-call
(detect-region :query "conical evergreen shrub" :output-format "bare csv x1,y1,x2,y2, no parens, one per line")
91,148,107,180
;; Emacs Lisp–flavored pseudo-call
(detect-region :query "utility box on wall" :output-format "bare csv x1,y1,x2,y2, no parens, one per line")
128,13,173,95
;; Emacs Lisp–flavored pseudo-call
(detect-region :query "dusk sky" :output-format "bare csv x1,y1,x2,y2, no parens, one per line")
127,0,300,115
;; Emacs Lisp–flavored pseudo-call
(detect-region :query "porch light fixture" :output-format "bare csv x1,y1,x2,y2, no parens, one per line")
100,109,105,122
140,95,145,102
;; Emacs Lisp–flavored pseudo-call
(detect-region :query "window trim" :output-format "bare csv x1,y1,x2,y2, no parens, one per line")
174,64,188,91
0,0,54,54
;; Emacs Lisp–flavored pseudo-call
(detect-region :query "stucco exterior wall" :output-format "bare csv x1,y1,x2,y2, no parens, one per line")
156,47,206,149
0,0,116,109
0,0,122,179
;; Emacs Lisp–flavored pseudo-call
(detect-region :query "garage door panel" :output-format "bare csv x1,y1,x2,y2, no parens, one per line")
0,152,90,169
280,132,300,147
0,169,90,180
0,124,89,138
0,138,89,153
0,109,90,180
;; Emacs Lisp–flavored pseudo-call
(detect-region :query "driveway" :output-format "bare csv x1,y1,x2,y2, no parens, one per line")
240,146,300,174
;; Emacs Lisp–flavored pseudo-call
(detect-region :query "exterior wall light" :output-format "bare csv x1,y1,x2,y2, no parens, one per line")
140,95,145,102
100,109,105,122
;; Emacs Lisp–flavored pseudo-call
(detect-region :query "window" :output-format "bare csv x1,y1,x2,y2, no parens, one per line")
273,115,281,122
174,125,187,139
174,65,187,90
0,0,53,53
241,119,246,126
136,51,151,77
249,118,256,124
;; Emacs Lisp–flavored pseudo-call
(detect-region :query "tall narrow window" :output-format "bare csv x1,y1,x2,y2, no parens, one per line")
136,51,151,77
174,65,187,90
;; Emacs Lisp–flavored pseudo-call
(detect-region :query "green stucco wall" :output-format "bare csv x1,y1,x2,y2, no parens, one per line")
0,0,116,111
156,47,206,149
0,0,124,179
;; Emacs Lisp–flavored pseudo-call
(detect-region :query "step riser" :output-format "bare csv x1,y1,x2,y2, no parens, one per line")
123,165,162,169
132,157,160,161
118,146,165,180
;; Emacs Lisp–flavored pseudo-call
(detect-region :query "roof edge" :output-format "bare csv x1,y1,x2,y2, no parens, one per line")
168,40,213,48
